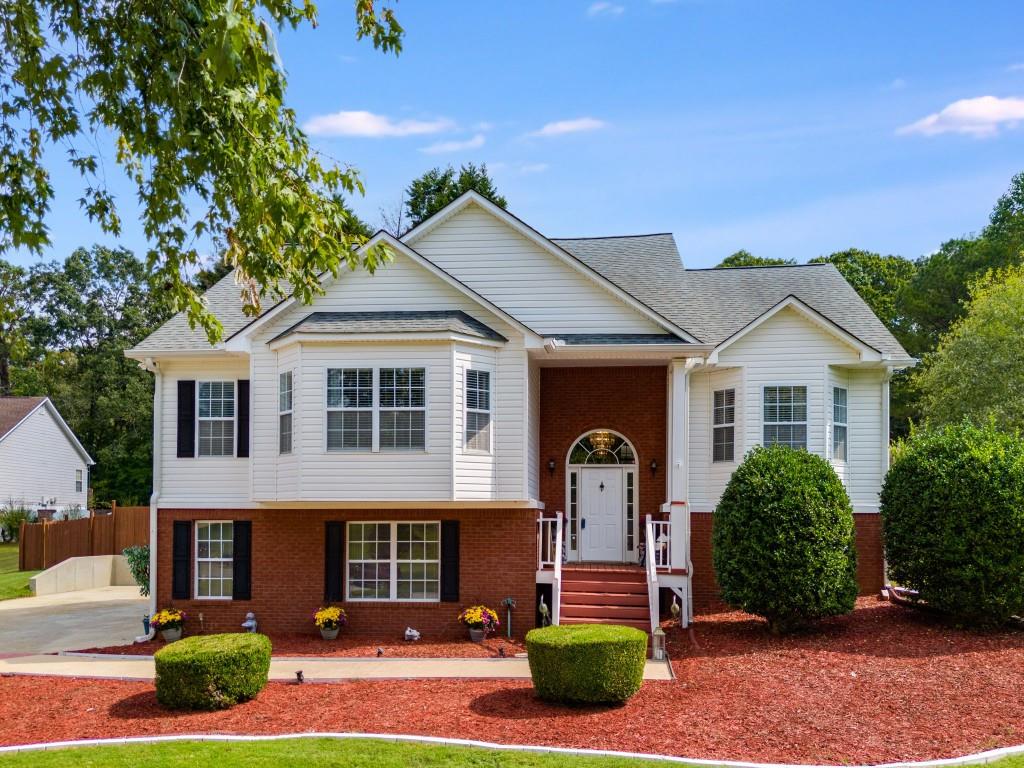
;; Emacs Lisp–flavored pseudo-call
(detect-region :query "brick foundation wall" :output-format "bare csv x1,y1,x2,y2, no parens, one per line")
690,511,885,614
539,366,666,521
156,508,537,638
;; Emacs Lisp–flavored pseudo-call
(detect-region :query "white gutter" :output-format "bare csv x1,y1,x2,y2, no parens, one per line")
135,358,161,642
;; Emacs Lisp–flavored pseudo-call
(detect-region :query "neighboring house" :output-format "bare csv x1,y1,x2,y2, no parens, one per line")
0,396,94,517
127,191,914,638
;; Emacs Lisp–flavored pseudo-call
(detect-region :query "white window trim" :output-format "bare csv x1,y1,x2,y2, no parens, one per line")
832,386,849,462
195,380,237,459
279,370,294,455
712,388,736,463
345,521,441,603
75,469,83,493
324,366,429,454
463,366,493,455
195,520,234,601
761,384,809,450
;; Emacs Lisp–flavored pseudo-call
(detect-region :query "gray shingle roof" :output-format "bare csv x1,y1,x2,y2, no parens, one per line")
552,235,910,358
271,311,507,343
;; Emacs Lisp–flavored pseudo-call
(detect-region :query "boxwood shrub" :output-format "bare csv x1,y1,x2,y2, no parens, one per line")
154,633,272,710
712,444,858,633
881,421,1024,626
526,624,647,704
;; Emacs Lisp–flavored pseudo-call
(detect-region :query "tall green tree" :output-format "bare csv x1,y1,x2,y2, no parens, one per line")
1,0,402,341
0,260,30,395
404,163,507,230
15,247,170,504
715,250,796,268
916,266,1024,432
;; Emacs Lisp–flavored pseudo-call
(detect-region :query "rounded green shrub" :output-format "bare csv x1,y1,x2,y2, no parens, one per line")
154,633,272,710
712,444,858,633
526,624,647,704
881,421,1024,626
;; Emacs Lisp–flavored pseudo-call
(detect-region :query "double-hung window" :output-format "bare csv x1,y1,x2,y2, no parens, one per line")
763,385,807,450
465,369,491,453
833,386,848,461
197,381,235,457
713,388,735,462
347,521,440,601
379,368,426,450
279,371,293,455
327,368,373,451
196,521,233,599
75,469,83,493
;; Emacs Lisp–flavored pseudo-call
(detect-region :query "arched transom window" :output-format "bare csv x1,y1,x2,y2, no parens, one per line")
568,430,637,465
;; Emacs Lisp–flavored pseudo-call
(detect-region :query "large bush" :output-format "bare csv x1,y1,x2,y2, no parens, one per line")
881,421,1024,625
155,633,271,710
712,445,858,633
526,624,646,704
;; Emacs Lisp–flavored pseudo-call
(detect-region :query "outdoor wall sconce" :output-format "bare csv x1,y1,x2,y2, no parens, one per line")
650,458,659,475
547,459,556,475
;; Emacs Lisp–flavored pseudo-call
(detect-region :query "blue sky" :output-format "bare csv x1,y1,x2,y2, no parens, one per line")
14,0,1024,270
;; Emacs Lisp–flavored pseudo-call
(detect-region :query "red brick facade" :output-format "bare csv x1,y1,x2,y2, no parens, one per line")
156,507,536,638
539,366,667,523
690,511,885,613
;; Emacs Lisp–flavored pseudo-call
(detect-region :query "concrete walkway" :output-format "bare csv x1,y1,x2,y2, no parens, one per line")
0,587,147,655
0,653,674,682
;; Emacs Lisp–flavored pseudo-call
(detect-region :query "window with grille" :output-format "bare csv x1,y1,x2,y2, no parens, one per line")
347,521,440,601
763,385,808,450
197,381,235,457
196,521,233,599
465,369,491,453
279,371,293,454
379,368,426,450
713,388,735,462
326,368,373,451
833,386,848,461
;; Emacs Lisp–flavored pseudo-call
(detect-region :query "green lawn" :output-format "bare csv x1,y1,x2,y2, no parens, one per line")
0,543,38,601
0,738,666,767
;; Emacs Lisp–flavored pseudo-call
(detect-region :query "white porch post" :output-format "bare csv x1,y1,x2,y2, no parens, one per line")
666,359,696,569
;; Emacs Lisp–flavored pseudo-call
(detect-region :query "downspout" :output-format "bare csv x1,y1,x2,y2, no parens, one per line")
135,358,161,642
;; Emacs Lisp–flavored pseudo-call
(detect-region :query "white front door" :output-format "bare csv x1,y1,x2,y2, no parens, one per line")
580,467,624,561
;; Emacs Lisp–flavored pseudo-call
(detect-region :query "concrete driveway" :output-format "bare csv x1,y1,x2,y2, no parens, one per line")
0,587,147,655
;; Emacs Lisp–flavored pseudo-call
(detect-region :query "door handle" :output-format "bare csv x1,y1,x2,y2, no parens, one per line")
581,518,586,529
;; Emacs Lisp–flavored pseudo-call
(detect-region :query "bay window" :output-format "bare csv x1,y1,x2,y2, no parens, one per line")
465,368,491,453
279,371,293,455
713,388,735,462
327,368,373,451
833,386,848,461
325,367,426,452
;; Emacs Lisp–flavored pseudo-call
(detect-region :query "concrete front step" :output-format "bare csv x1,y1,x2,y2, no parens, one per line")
561,603,650,620
559,617,652,631
560,590,648,606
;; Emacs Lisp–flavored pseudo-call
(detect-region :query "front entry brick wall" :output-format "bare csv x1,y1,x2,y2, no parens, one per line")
156,508,536,638
539,366,667,534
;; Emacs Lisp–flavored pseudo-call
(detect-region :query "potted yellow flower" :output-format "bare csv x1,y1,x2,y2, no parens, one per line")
458,605,500,642
314,606,347,640
150,608,185,642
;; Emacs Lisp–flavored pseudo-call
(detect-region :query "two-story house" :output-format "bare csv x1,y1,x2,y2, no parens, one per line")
127,191,913,638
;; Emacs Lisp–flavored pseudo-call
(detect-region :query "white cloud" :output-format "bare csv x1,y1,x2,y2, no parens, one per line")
528,117,606,138
587,2,624,17
1009,63,1024,72
303,110,455,138
897,95,1024,138
519,162,550,175
887,78,907,91
473,121,495,132
419,134,486,155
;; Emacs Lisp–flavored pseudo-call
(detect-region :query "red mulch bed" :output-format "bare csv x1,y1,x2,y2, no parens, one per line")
76,635,526,659
7,597,1024,764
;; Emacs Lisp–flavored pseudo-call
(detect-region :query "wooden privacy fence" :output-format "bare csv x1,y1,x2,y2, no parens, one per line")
18,505,149,572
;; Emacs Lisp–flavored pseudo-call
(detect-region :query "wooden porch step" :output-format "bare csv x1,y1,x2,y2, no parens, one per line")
560,617,652,631
561,579,648,594
560,590,648,607
560,603,650,620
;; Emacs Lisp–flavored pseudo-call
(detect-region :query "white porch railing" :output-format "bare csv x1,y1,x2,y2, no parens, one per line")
644,514,660,635
650,518,672,571
537,511,564,625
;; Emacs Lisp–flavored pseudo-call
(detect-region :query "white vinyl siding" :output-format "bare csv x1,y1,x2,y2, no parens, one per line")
408,203,667,335
688,367,742,511
0,405,90,512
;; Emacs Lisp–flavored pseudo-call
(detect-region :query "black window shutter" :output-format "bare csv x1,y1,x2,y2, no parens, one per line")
440,520,460,602
324,522,344,602
176,380,196,458
232,520,252,600
236,380,250,458
171,520,191,599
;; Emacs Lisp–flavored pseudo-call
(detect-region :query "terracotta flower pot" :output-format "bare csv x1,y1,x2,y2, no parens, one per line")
161,627,182,642
469,628,485,643
320,627,340,640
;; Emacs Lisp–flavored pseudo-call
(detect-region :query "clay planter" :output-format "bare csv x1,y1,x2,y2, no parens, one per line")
469,628,485,643
160,628,182,642
320,627,340,641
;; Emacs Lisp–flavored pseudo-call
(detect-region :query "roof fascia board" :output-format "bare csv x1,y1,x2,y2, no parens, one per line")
402,191,700,343
0,398,94,465
268,331,506,351
708,296,882,364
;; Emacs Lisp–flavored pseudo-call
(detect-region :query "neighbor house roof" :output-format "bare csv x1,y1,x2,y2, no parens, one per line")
271,310,508,344
552,234,911,359
0,396,95,464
